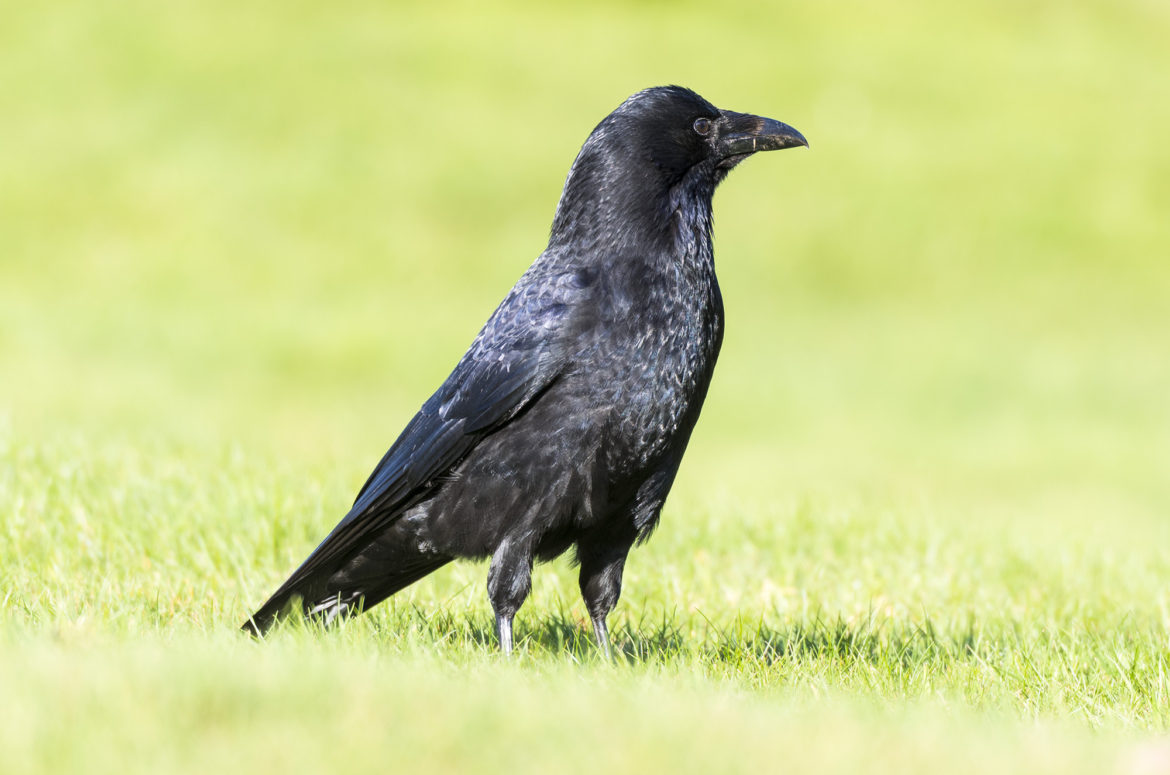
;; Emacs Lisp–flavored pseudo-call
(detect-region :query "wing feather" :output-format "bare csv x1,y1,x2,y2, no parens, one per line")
249,264,590,613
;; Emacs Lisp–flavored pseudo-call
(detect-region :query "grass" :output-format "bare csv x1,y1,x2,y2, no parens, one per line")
2,0,1170,772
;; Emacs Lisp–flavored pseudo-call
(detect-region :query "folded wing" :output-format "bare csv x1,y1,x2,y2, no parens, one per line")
243,264,590,631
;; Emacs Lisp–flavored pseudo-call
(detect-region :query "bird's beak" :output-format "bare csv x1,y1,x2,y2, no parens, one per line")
717,110,808,162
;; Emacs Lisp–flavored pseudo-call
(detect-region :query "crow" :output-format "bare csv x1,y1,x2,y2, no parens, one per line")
242,86,807,654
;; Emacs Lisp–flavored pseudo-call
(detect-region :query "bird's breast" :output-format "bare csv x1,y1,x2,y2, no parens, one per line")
575,257,724,471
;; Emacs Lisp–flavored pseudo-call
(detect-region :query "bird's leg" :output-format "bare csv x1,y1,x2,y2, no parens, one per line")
487,537,534,655
496,613,514,656
590,613,611,659
578,537,633,659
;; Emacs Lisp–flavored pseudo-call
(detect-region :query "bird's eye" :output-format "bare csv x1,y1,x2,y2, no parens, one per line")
693,117,712,136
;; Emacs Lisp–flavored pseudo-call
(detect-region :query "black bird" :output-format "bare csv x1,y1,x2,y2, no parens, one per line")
243,86,807,654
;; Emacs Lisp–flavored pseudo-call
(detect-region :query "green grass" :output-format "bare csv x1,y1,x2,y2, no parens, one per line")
2,0,1170,772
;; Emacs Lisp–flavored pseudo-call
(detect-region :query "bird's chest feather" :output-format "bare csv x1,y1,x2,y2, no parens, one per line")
576,256,724,469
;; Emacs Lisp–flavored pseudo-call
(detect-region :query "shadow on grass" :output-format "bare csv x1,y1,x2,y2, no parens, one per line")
358,603,987,670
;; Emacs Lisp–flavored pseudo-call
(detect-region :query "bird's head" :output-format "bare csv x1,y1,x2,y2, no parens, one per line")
608,86,808,182
551,86,807,246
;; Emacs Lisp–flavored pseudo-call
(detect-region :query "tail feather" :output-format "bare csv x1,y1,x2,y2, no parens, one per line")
241,555,453,637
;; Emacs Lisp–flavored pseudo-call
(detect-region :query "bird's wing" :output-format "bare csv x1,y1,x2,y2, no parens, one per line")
256,264,589,604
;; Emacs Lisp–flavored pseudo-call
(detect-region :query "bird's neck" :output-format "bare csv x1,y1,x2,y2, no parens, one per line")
548,159,717,272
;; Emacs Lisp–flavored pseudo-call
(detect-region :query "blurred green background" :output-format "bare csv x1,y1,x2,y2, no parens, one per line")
3,0,1167,529
2,0,1170,770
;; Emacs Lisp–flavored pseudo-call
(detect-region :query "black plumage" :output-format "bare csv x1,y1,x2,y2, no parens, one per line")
242,86,807,653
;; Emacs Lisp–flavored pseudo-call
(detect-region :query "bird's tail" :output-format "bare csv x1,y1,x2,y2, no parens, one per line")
240,590,315,637
241,555,453,637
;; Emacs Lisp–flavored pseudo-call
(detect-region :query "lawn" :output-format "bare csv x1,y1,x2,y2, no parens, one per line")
2,0,1169,772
